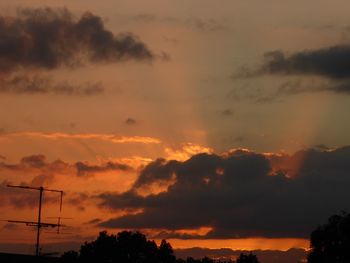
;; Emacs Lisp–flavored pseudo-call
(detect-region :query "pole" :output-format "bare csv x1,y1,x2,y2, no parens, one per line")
6,184,64,256
36,187,43,257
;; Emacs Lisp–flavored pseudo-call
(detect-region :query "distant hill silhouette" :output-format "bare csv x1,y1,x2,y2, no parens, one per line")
174,247,306,263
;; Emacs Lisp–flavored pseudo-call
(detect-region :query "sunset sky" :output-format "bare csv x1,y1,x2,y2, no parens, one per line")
1,0,350,258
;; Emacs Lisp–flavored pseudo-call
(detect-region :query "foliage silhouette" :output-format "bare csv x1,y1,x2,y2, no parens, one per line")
175,257,217,263
236,253,260,263
308,211,350,263
79,231,118,262
61,250,79,262
63,230,176,263
159,239,176,263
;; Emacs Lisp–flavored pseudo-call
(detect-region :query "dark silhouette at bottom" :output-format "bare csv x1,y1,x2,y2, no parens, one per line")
308,211,350,263
236,253,260,263
63,231,176,263
61,231,239,263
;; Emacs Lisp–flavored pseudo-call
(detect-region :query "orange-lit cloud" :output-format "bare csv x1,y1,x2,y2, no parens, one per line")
165,143,213,161
3,132,161,144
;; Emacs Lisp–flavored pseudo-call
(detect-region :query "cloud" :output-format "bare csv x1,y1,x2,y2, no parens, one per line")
218,108,234,116
185,17,231,32
0,7,153,73
235,45,350,80
229,78,350,103
0,180,60,208
0,154,69,174
165,143,213,161
0,74,104,95
133,14,158,23
2,223,21,230
150,230,207,240
66,192,90,211
228,84,280,104
20,154,46,168
0,154,132,178
3,132,161,144
75,161,131,177
84,218,102,225
274,79,350,97
233,44,350,97
124,118,138,125
131,158,178,189
98,147,350,239
131,13,231,32
0,154,132,209
260,47,350,79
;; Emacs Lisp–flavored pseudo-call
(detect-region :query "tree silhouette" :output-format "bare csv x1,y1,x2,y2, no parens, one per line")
200,256,214,263
61,250,79,262
158,239,176,263
80,231,118,262
308,211,350,263
175,257,215,263
115,231,158,263
67,230,177,263
236,253,260,263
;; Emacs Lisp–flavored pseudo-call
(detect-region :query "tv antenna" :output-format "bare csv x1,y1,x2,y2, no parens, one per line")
6,185,65,256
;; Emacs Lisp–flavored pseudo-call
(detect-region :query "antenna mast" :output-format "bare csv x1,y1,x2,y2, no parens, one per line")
7,185,64,256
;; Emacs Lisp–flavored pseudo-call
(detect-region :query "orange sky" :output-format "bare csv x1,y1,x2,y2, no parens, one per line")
0,0,350,256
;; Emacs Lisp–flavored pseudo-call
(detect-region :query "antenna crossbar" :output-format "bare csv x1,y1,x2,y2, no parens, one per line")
6,185,64,256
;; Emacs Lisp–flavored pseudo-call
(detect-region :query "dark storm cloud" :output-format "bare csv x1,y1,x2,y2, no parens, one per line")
132,158,179,189
151,231,204,240
99,147,350,238
0,8,153,73
0,74,104,95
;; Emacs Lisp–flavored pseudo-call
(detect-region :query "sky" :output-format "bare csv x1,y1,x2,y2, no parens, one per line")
0,0,350,259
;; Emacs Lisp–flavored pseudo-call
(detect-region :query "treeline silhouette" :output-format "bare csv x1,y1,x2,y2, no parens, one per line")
61,231,258,263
